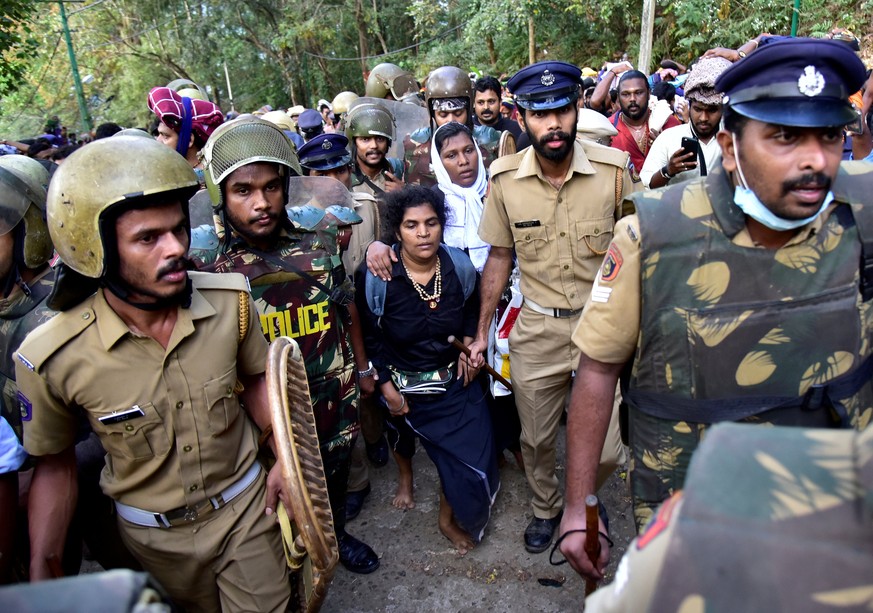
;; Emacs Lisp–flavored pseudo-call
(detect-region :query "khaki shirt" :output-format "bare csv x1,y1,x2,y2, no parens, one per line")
351,174,387,199
572,203,840,364
343,191,379,277
15,272,267,512
479,139,635,310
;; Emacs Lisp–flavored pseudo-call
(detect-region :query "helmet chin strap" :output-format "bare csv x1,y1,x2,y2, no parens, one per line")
101,274,193,311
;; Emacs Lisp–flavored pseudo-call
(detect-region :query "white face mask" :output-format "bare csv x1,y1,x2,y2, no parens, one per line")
730,133,833,232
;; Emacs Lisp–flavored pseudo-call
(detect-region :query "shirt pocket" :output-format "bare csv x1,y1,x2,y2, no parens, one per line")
95,403,169,461
575,217,614,258
512,225,551,267
203,367,241,437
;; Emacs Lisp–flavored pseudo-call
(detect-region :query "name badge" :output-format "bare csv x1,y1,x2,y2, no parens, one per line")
514,220,541,228
98,406,146,425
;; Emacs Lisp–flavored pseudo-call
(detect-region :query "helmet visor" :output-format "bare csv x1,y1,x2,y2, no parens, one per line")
0,167,35,235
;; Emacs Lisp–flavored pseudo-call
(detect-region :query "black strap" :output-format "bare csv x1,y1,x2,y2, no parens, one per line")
247,248,353,307
852,204,873,302
696,142,707,177
353,165,386,196
625,351,873,427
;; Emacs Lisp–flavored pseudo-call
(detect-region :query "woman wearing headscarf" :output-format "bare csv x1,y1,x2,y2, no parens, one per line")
431,122,524,471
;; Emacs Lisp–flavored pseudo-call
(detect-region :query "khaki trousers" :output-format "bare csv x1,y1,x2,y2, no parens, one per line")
118,470,290,613
509,304,625,519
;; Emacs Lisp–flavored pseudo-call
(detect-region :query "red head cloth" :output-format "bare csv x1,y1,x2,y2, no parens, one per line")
147,86,224,151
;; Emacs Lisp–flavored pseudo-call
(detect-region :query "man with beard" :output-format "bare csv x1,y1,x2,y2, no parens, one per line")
608,70,681,176
194,117,380,575
640,56,732,188
558,39,873,583
468,61,634,554
473,76,522,139
16,137,292,611
345,103,406,197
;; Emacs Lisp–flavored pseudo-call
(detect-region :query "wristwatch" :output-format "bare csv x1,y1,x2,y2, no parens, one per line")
357,361,376,378
660,166,674,179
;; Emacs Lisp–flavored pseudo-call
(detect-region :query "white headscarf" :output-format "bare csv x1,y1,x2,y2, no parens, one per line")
430,123,490,271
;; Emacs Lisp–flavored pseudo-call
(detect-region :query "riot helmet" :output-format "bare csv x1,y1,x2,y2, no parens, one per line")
200,115,302,209
425,66,474,129
366,63,418,100
47,136,199,280
0,156,52,296
331,91,360,116
345,104,396,144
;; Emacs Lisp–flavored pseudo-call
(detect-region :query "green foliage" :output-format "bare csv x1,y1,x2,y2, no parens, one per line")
0,1,39,96
0,0,869,138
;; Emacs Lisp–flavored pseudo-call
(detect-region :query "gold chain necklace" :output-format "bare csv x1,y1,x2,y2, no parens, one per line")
621,114,649,155
401,253,442,309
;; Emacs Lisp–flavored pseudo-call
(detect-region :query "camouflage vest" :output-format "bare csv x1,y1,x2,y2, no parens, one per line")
200,219,359,456
404,124,500,187
0,271,55,439
647,423,873,612
624,163,873,522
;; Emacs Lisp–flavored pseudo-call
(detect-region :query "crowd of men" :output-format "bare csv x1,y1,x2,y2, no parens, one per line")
1,26,872,612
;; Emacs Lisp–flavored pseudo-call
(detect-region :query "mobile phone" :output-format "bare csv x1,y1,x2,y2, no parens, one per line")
680,137,699,157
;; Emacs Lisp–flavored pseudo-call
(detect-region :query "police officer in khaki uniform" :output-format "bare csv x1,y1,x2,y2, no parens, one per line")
16,137,291,612
468,61,633,553
561,39,873,582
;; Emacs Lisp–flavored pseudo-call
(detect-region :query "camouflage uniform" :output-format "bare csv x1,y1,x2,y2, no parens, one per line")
623,162,873,528
586,422,873,612
405,125,500,187
196,217,360,467
0,271,55,442
349,157,406,198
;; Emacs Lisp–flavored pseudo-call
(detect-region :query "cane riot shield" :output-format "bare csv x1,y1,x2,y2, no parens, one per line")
349,97,429,160
266,337,338,613
498,130,517,158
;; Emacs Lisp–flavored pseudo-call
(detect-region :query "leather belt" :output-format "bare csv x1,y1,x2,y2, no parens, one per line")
115,462,261,528
524,297,583,319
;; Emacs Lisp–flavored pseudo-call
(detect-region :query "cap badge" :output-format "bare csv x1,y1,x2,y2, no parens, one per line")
321,140,333,150
541,70,556,87
797,66,825,97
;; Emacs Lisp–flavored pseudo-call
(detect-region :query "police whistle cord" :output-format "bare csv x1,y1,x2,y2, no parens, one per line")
584,495,601,596
447,335,513,392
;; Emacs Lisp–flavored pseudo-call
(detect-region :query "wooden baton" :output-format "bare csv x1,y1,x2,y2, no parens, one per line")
584,494,600,596
447,335,513,392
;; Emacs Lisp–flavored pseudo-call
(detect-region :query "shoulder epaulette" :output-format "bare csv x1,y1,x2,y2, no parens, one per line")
488,150,524,177
15,305,96,372
189,271,251,293
581,140,631,169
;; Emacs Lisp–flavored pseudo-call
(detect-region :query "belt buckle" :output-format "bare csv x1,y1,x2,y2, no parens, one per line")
183,507,199,523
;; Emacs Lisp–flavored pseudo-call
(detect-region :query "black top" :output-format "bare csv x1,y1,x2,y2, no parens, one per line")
474,115,522,139
356,245,480,382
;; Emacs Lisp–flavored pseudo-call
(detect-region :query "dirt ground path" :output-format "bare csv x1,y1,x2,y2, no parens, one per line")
324,425,635,612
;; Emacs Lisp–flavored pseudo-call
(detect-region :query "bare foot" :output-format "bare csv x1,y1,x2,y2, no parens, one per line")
439,517,475,555
438,492,475,555
392,483,415,510
392,454,415,510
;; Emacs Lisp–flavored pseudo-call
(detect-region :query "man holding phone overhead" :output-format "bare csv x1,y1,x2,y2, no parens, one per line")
640,57,732,188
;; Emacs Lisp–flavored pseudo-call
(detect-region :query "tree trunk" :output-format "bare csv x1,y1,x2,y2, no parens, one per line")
355,0,369,75
486,34,497,66
528,15,535,64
